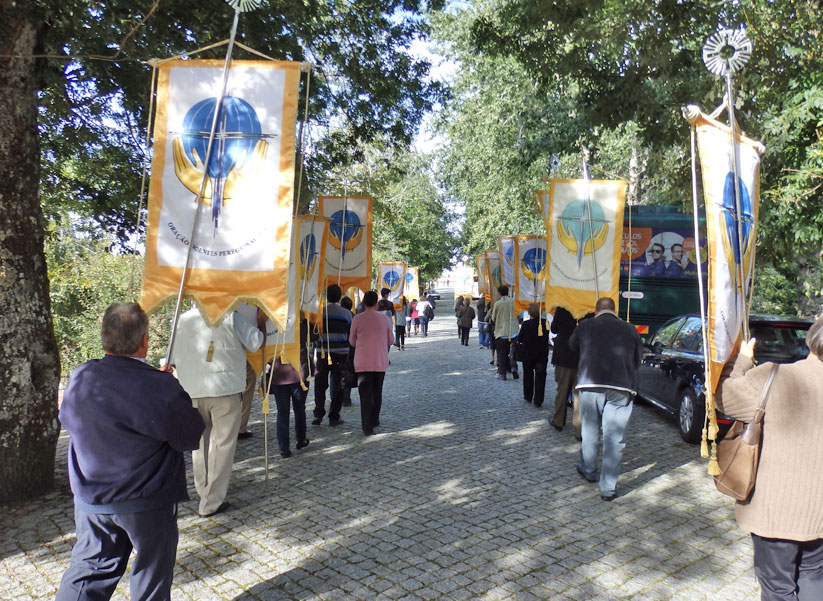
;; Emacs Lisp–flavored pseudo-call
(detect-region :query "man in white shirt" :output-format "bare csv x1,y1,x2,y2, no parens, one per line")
172,306,264,516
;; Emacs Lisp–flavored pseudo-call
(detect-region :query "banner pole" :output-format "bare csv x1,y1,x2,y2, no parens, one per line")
582,151,601,299
165,8,243,362
724,74,751,341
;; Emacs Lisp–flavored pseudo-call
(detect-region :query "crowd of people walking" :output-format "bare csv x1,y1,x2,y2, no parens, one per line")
53,285,823,601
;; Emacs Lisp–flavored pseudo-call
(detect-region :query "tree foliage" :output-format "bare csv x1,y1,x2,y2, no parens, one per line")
311,138,459,285
26,0,447,243
434,0,823,314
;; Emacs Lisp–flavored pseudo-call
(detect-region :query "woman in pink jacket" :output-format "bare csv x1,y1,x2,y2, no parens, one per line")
349,290,395,435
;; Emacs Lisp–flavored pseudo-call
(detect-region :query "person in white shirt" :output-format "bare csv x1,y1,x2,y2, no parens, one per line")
172,306,264,516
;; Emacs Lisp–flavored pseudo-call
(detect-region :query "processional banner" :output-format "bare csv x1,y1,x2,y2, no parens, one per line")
141,59,300,328
476,255,487,299
378,261,407,309
485,250,502,304
318,196,372,292
296,215,329,325
692,110,763,394
541,180,627,319
498,236,516,286
404,267,420,301
513,235,547,313
239,218,302,379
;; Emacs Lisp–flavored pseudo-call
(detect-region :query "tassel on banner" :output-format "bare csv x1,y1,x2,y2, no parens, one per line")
262,394,270,415
700,426,709,459
708,441,721,476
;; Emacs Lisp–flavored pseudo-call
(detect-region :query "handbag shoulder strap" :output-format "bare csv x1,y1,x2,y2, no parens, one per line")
752,363,780,425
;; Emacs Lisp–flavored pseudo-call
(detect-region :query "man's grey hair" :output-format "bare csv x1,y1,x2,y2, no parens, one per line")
101,303,149,356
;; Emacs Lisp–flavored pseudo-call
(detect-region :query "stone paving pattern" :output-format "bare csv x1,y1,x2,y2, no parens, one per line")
0,292,761,600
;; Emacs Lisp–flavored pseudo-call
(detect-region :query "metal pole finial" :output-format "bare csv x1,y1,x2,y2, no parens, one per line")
703,28,752,76
225,0,264,12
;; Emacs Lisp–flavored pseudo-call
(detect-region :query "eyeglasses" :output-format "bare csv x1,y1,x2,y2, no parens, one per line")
651,249,663,254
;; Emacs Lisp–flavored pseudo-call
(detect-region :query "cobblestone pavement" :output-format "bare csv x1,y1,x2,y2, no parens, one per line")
1,292,761,600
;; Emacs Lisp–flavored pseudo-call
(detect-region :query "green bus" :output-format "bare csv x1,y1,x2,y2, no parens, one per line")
617,206,706,340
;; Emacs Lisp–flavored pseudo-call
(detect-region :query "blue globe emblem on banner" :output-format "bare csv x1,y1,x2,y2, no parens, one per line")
520,247,547,281
299,233,318,281
721,172,754,291
383,270,402,292
557,199,609,268
504,243,514,265
329,209,363,259
405,271,414,284
180,96,262,228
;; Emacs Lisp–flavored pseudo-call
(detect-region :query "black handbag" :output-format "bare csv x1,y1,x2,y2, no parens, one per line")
339,348,357,389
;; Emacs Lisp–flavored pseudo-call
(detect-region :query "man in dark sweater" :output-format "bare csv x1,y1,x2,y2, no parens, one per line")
568,297,642,501
313,284,353,425
56,303,205,601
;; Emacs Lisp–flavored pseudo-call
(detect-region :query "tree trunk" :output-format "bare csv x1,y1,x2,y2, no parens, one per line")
0,4,62,503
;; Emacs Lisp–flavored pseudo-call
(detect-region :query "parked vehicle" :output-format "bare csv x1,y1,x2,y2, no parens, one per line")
637,314,812,443
617,206,706,341
424,288,441,300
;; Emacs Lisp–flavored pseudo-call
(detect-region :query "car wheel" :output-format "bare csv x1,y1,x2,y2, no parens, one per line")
677,386,705,444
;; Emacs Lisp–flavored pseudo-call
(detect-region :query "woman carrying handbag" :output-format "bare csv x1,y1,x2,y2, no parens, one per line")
715,315,823,601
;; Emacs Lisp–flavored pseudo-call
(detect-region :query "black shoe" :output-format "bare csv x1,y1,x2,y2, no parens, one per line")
496,374,506,380
534,403,543,408
329,418,344,427
549,421,563,432
281,449,292,458
201,501,230,517
524,398,532,404
237,431,253,440
363,429,374,436
511,372,519,380
576,465,597,483
311,418,323,426
489,360,495,365
296,439,310,449
601,493,618,502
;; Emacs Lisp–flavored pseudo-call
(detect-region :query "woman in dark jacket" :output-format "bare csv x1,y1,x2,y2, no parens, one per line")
518,303,549,407
457,298,476,346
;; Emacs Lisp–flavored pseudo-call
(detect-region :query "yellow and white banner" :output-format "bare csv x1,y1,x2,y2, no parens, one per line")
485,250,502,304
318,196,372,292
477,255,487,299
543,179,627,319
498,236,516,286
141,59,300,327
693,110,763,393
296,215,329,325
239,221,301,380
378,261,407,308
403,266,420,301
513,235,547,313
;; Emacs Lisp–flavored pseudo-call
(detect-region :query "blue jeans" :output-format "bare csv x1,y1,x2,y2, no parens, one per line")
418,314,429,335
578,388,633,497
273,383,308,452
478,322,490,348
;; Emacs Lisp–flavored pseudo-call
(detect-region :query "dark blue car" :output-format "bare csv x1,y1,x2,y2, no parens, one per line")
637,314,812,443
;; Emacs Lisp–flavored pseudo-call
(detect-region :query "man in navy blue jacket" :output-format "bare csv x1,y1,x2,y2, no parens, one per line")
56,303,205,601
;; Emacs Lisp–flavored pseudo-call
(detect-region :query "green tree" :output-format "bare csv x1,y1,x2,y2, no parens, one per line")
438,0,823,314
2,0,449,501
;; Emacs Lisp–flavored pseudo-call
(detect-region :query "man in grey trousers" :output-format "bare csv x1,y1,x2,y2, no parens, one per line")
568,297,642,501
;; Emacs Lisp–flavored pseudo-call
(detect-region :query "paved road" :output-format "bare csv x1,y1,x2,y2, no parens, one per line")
0,292,761,600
